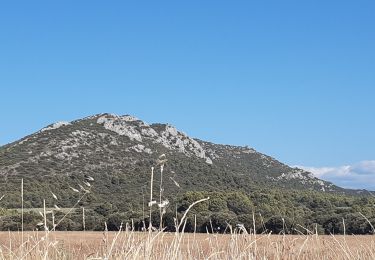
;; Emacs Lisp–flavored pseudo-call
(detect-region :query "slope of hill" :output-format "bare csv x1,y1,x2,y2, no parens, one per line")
0,113,343,205
0,113,373,233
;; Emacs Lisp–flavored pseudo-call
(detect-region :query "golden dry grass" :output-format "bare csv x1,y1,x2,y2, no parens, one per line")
0,231,374,259
2,174,374,259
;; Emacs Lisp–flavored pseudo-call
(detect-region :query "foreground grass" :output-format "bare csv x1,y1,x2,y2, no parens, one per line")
0,231,375,259
1,170,374,259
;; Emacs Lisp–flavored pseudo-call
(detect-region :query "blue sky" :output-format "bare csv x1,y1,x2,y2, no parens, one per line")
0,1,374,189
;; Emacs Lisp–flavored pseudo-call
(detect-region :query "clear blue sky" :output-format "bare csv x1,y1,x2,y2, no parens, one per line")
0,1,374,174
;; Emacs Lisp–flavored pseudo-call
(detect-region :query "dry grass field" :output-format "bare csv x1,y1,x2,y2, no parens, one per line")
1,172,374,259
0,231,374,259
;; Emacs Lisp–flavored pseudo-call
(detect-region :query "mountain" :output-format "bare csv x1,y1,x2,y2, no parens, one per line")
1,113,374,233
0,113,349,206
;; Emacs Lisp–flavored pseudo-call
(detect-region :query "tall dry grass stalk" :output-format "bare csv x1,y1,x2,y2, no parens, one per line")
142,186,146,231
149,166,155,232
43,199,47,232
159,164,164,231
82,207,86,232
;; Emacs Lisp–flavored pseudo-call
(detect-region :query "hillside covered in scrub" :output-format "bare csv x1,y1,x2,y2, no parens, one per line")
0,113,374,234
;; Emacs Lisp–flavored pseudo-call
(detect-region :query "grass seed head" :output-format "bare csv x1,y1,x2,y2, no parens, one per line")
51,192,58,200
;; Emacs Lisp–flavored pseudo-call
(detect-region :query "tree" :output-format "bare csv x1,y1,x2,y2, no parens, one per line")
226,192,253,215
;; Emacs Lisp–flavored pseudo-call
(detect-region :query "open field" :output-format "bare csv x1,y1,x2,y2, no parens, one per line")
0,231,375,259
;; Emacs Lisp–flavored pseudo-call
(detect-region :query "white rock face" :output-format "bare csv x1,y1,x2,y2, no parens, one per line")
71,130,91,137
276,169,314,183
122,115,139,122
41,121,71,132
242,148,256,154
159,125,212,164
274,168,331,190
128,144,153,154
97,115,143,142
18,137,30,145
96,114,213,164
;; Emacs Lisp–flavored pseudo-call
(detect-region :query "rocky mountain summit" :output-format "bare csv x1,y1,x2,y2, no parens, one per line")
0,113,348,208
95,114,213,164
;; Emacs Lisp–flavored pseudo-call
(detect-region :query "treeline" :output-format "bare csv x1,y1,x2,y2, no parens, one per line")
0,188,374,234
